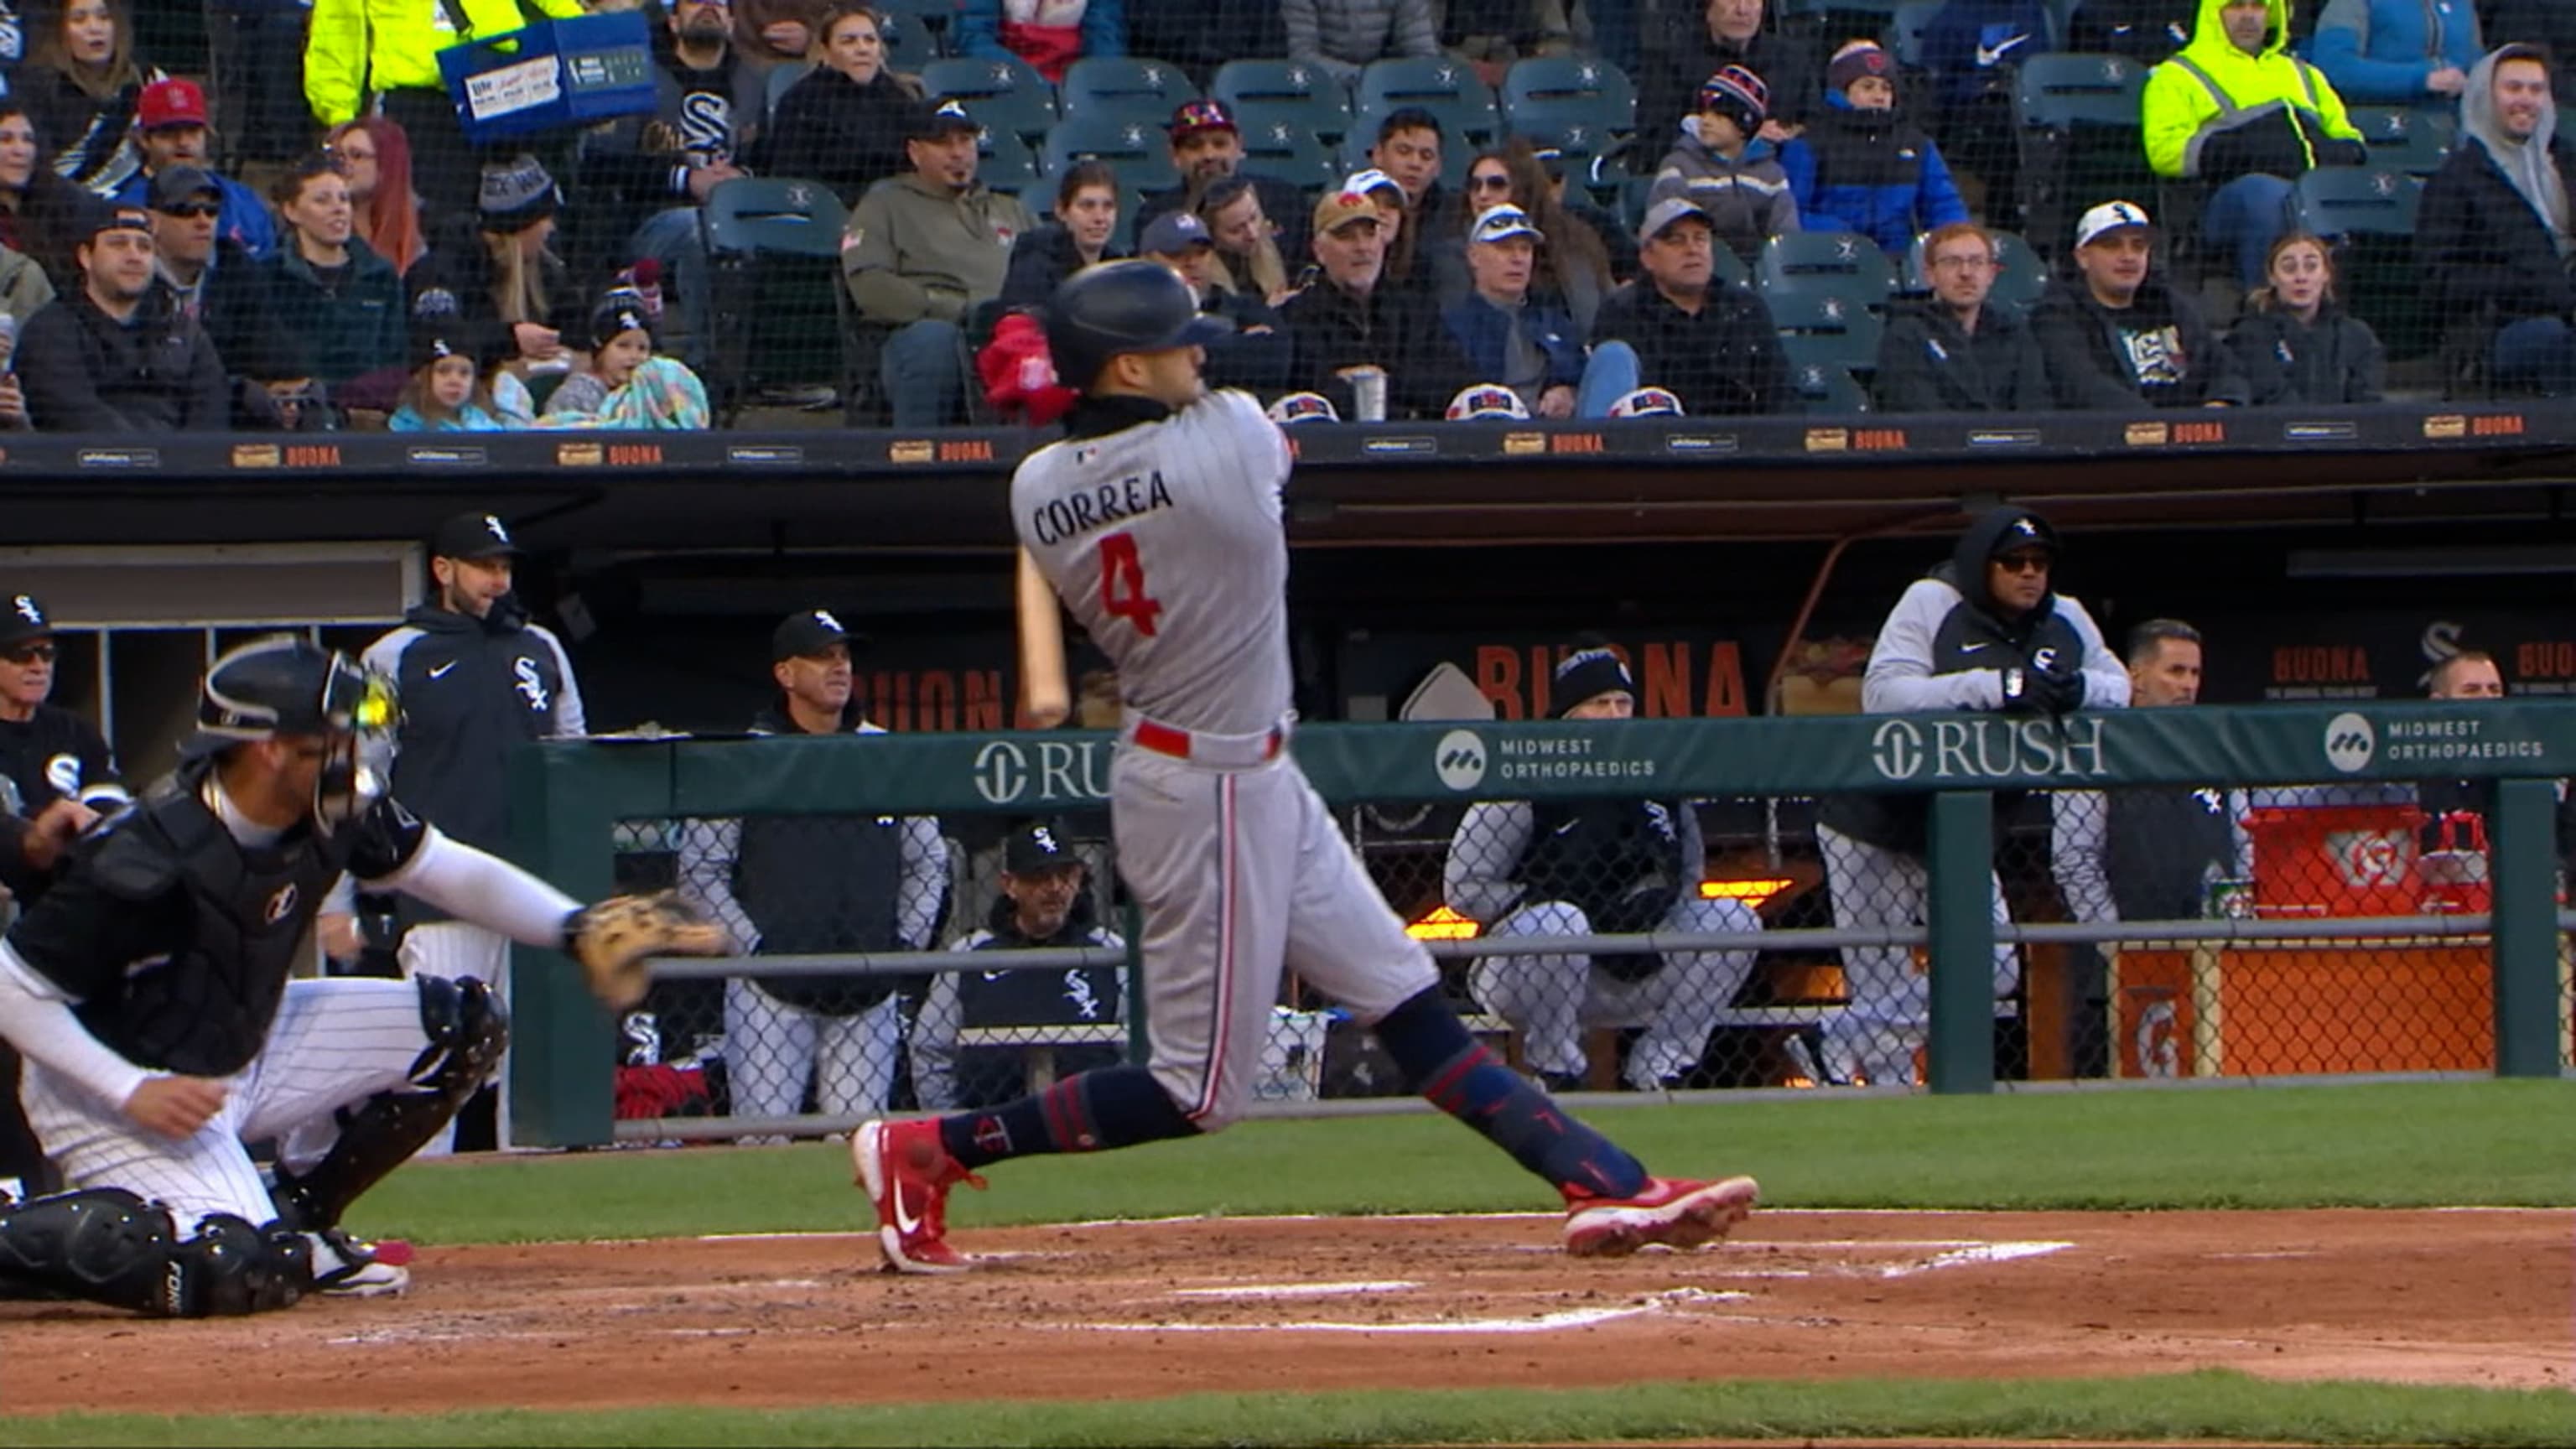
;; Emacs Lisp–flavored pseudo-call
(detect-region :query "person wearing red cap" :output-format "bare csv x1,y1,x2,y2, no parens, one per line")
1134,100,1311,270
108,79,278,261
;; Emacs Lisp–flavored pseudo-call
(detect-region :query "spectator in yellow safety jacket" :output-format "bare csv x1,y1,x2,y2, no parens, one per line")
304,0,588,216
2139,0,2365,289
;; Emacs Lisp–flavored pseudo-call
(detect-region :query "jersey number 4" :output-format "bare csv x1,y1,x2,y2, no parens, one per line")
1098,531,1164,637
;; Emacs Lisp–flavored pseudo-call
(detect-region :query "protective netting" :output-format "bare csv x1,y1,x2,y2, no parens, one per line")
602,771,2525,1135
8,0,2540,434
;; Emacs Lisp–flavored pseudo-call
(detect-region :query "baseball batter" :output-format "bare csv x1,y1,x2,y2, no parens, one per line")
0,637,719,1317
854,260,1757,1273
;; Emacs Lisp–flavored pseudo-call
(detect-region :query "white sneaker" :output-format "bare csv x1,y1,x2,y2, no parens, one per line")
309,1230,411,1298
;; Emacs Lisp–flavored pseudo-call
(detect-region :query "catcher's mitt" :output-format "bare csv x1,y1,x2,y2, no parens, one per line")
563,891,725,1010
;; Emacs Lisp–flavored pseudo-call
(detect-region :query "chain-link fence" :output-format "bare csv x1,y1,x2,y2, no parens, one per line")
6,0,2534,434
533,710,2573,1143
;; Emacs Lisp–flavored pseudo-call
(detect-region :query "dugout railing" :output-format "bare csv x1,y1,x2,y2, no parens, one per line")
504,702,2576,1147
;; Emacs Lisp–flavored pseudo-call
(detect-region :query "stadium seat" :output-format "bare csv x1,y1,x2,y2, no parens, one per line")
1757,231,1898,304
977,124,1041,198
2344,105,2453,179
1041,112,1183,193
1504,101,1623,171
1059,55,1198,127
1235,109,1343,190
763,60,813,123
1887,0,1943,69
1499,55,1634,136
879,10,940,70
2293,167,2421,241
1213,58,1354,132
1788,359,1874,415
873,0,963,42
2012,53,2153,258
922,55,1058,144
2295,167,2430,360
1900,227,2049,310
1355,57,1500,146
1771,290,1888,375
699,178,854,424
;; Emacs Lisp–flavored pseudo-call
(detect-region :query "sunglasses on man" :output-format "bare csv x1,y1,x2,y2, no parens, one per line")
2,641,56,664
157,201,221,220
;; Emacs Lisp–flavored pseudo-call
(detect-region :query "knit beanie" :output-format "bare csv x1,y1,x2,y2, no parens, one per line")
1826,41,1895,99
479,153,558,231
1546,646,1636,717
1696,65,1768,136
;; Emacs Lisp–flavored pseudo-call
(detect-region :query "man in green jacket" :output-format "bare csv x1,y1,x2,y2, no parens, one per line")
303,0,589,215
2140,0,2365,289
842,99,1036,428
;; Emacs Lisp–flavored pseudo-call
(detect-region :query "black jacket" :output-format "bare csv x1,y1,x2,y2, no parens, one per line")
997,221,1124,313
259,237,408,386
749,65,917,208
2416,775,2576,867
405,214,585,358
2414,133,2576,329
1589,278,1790,417
2028,275,2251,408
1195,278,1293,393
163,237,289,379
1136,172,1311,276
1639,18,1819,154
18,285,228,432
364,599,579,862
0,703,118,902
1873,300,2051,413
2224,303,2386,405
1276,275,1472,418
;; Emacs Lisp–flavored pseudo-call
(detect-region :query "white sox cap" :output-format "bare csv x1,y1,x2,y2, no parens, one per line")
2075,200,2152,248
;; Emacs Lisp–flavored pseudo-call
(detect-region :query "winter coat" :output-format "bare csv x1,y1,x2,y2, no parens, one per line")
17,285,228,431
1872,299,2052,413
258,236,407,385
2028,274,2251,408
304,0,584,122
1588,278,1789,416
997,220,1122,312
164,237,294,381
108,168,278,260
2141,0,2364,180
1135,171,1311,277
1779,98,1969,256
1281,0,1437,80
1276,275,1471,418
20,62,163,194
1441,290,1584,404
1649,129,1800,265
2224,304,2386,403
361,600,583,860
2415,59,2576,328
405,215,586,358
956,0,1124,80
1638,18,1820,155
1919,0,2051,110
842,172,1035,324
2309,0,2481,106
752,65,919,206
1194,278,1291,394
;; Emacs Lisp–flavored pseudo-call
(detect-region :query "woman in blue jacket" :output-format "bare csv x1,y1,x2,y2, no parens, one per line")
1780,42,1968,256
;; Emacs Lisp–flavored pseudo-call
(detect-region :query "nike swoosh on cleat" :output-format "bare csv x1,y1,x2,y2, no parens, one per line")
892,1182,924,1236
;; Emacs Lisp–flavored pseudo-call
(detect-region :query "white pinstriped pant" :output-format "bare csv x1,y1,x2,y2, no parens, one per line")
1815,824,2019,1087
18,979,430,1230
1469,896,1763,1088
397,921,507,1153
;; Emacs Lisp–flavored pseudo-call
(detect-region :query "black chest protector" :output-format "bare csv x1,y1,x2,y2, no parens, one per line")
75,782,358,1078
1519,798,1686,934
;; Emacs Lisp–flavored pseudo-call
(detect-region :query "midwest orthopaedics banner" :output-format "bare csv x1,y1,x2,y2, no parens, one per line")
572,702,2576,818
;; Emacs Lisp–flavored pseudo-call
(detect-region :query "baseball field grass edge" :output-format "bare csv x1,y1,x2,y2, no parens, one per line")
9,1369,2576,1446
356,1079,2576,1244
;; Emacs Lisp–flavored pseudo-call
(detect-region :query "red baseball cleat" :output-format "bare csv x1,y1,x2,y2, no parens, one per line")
1562,1175,1758,1257
853,1118,985,1274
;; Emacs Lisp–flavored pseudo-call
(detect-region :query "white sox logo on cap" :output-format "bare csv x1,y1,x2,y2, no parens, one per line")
484,515,511,545
13,595,40,625
813,609,844,633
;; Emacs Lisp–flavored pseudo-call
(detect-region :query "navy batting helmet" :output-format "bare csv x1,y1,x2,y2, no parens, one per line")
1045,260,1229,392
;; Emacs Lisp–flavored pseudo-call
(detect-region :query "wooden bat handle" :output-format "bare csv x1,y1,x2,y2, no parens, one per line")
1017,548,1071,730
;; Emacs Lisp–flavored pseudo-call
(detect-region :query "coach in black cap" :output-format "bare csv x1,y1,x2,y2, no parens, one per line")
911,816,1126,1110
672,605,950,1137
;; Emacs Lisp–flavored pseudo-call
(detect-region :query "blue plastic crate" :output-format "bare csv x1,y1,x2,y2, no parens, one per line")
438,8,656,143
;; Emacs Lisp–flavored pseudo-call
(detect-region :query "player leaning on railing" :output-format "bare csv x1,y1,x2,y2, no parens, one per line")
0,637,720,1317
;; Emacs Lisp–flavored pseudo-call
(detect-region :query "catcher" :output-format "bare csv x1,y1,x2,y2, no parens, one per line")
0,636,719,1317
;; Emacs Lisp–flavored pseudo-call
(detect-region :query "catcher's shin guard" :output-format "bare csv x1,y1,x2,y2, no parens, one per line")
0,1189,312,1316
272,974,507,1234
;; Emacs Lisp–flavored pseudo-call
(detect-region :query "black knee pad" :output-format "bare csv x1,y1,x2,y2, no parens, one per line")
409,973,510,1104
0,1190,309,1317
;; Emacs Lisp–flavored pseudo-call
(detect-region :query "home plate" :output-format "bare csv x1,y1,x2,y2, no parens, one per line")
1174,1280,1420,1299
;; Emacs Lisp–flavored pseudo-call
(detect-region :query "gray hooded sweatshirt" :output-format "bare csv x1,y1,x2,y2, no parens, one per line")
2462,45,2573,253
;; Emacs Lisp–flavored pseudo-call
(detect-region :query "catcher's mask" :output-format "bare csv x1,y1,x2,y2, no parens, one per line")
193,636,402,829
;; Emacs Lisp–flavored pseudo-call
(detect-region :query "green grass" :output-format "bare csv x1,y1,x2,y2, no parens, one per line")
361,1079,2576,1245
13,1372,2576,1446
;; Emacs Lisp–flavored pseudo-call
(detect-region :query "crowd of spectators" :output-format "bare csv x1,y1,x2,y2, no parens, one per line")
0,0,2558,431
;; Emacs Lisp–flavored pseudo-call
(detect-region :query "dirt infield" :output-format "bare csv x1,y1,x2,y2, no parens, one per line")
3,1209,2566,1415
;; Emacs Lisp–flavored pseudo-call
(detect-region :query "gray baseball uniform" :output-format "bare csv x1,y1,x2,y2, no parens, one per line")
1012,389,1439,1130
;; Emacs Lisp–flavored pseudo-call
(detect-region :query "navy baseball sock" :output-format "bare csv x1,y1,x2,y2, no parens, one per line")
939,1065,1199,1171
1371,986,1649,1200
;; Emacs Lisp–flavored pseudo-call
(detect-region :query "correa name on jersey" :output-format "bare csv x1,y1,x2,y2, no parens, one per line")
1026,470,1176,546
